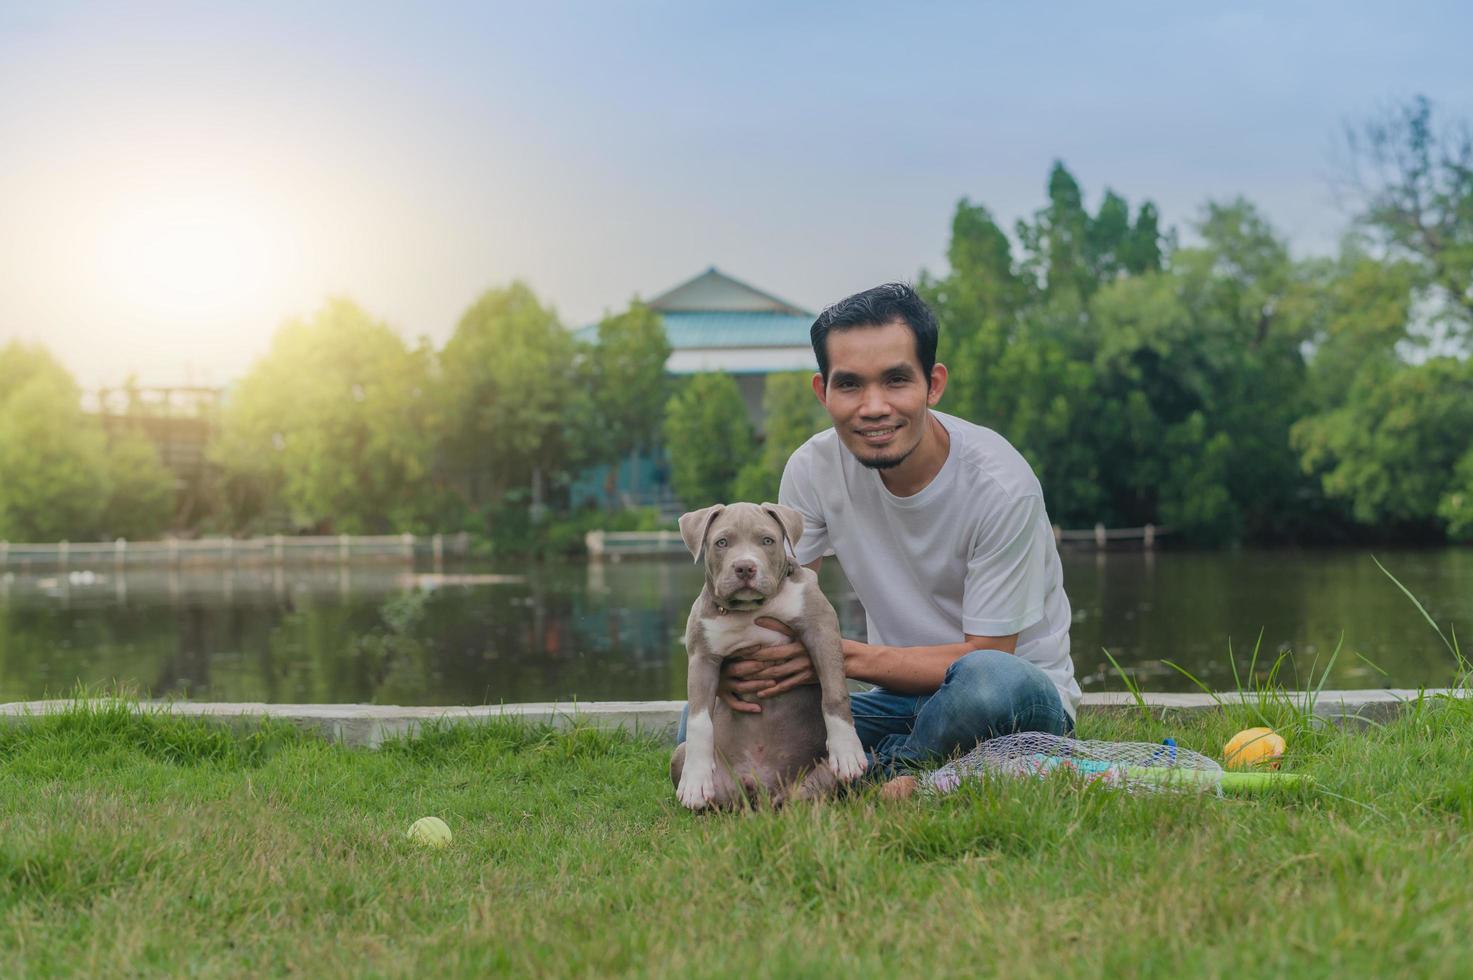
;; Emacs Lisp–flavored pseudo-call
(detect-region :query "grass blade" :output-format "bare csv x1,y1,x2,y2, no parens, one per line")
1101,647,1149,719
1372,555,1456,660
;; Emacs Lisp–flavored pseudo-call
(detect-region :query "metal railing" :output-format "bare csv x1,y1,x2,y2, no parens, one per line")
584,530,685,558
0,533,472,570
585,523,1174,559
1053,524,1173,548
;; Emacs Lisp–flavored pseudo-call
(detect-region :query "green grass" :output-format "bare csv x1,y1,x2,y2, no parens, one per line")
2,693,1472,978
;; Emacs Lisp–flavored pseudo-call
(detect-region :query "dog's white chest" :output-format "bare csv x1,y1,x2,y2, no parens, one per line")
697,579,807,658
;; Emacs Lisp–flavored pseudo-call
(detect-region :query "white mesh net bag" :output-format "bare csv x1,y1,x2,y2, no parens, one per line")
925,732,1226,795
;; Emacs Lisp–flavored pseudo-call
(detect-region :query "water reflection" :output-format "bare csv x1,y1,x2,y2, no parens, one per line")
0,548,1467,704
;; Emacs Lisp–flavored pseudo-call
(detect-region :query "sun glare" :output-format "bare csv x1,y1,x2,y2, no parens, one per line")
95,190,287,324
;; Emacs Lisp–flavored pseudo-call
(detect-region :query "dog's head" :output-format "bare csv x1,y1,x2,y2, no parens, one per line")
678,502,805,610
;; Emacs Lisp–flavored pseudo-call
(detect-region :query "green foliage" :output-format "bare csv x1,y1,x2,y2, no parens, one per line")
211,299,441,534
732,372,829,503
568,301,672,501
1346,95,1473,342
0,342,74,407
1014,162,1163,305
1438,450,1473,541
1294,357,1473,529
0,348,179,541
932,184,1314,542
663,373,758,506
440,284,575,505
100,431,176,539
0,374,108,540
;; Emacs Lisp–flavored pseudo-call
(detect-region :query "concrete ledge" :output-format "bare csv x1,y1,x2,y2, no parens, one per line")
0,699,689,749
0,690,1465,748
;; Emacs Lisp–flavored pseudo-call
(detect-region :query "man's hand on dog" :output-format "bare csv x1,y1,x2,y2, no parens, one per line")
716,618,816,713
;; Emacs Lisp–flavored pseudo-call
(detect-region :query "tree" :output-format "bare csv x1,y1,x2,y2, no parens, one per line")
571,301,672,504
732,372,830,502
1017,162,1094,303
0,342,74,407
211,299,439,533
934,177,1315,541
1293,357,1473,531
0,374,108,541
101,431,177,539
1012,163,1165,304
440,283,575,515
663,373,758,506
1120,202,1164,276
1343,96,1473,345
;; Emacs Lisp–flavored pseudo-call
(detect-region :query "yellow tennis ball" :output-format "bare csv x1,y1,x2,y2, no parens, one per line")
1223,727,1286,770
406,816,452,848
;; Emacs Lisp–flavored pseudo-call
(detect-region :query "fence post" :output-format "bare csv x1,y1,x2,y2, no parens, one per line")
586,530,605,559
1094,523,1106,548
1052,524,1062,546
60,540,69,571
168,536,179,567
115,538,126,572
401,532,414,560
339,534,350,563
432,533,443,573
273,534,284,563
1144,524,1156,549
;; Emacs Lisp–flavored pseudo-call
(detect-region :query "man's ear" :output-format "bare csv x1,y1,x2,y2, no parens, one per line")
760,503,805,552
926,362,948,406
677,505,725,563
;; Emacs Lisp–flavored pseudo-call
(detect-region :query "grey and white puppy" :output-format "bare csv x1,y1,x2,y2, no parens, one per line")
670,502,867,811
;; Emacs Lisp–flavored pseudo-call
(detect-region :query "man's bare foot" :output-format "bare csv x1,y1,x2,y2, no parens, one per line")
879,774,918,800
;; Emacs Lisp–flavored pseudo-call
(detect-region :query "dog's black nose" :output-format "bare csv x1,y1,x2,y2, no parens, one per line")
733,560,757,580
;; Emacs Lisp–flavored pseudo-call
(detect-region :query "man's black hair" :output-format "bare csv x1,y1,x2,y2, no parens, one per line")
809,282,939,384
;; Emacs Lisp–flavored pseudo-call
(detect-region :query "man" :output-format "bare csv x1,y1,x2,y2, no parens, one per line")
713,282,1080,781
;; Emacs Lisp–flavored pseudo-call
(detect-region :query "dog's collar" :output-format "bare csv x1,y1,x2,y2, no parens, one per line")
713,596,765,615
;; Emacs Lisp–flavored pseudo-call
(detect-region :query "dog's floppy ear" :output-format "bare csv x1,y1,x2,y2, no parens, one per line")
760,503,805,551
678,505,725,563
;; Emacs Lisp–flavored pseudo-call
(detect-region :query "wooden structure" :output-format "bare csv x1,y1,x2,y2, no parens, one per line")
82,386,222,521
587,524,1174,559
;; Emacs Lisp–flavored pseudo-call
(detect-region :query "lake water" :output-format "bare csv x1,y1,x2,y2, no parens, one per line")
0,548,1468,704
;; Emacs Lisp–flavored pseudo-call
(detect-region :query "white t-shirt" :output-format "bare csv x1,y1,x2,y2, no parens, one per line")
778,410,1081,719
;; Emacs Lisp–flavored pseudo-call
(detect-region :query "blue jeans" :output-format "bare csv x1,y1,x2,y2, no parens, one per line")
675,648,1073,776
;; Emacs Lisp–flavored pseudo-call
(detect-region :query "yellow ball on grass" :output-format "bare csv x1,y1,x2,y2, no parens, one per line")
406,816,452,848
1223,727,1286,770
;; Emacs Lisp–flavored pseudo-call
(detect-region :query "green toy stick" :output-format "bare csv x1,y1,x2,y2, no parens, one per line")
1126,766,1311,795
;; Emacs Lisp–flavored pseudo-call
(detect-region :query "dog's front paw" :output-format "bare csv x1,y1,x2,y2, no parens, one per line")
826,729,868,783
677,764,719,810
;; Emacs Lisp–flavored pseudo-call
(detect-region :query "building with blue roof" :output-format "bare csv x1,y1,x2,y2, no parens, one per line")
570,267,820,509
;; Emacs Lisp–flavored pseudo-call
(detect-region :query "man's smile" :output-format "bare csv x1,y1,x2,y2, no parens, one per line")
857,423,901,444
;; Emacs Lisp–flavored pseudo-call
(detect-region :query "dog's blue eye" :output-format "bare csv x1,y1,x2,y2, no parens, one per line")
762,537,775,546
715,538,728,548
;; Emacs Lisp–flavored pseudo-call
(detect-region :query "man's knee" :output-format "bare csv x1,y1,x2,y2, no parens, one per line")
940,648,1066,736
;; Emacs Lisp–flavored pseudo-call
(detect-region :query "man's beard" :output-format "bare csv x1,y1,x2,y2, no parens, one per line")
857,439,919,471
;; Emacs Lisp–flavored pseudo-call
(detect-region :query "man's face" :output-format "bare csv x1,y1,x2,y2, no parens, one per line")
812,320,946,470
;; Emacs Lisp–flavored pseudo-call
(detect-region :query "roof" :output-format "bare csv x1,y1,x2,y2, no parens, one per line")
578,268,817,358
660,310,812,349
648,267,810,316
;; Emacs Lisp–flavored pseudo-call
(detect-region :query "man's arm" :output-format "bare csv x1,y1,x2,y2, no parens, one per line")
806,553,1016,692
840,632,1017,695
717,556,1019,707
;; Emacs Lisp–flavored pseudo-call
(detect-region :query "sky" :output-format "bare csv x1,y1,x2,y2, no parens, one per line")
1,1,1470,388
